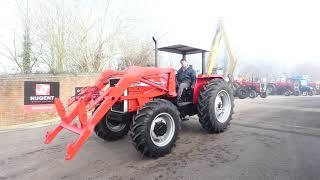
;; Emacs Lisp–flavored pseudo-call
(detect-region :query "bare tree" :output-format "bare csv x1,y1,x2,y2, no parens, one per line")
22,25,32,73
29,0,134,73
236,62,279,82
0,0,39,73
1,0,150,74
117,36,154,70
0,34,21,72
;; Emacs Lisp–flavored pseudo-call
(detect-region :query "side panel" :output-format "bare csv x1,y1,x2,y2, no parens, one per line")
127,86,154,112
193,74,224,104
126,73,175,112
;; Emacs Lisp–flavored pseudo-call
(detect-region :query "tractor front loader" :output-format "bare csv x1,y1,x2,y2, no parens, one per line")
45,66,177,160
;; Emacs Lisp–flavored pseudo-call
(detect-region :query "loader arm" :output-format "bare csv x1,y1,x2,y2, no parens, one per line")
221,21,237,77
206,25,222,75
44,66,176,160
206,20,237,76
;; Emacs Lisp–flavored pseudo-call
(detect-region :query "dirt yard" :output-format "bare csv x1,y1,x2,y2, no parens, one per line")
1,96,320,180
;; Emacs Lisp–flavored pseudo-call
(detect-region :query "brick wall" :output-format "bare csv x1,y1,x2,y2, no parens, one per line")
0,73,99,127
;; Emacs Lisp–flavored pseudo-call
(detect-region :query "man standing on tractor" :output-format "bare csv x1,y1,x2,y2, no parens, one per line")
176,58,196,101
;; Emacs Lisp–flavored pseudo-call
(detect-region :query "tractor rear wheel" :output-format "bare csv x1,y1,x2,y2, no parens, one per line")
197,79,234,133
236,86,248,99
94,111,130,141
130,99,181,157
249,90,257,98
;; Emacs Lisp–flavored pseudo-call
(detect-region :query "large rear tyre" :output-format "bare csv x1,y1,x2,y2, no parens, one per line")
197,79,234,133
249,90,257,99
236,86,248,99
130,99,181,157
94,111,130,141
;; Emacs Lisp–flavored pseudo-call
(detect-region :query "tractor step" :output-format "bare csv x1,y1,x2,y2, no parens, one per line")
181,117,189,121
177,101,193,106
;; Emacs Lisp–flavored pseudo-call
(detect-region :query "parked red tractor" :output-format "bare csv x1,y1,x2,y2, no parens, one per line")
44,43,235,160
266,76,317,96
234,79,267,99
267,79,300,96
308,82,320,95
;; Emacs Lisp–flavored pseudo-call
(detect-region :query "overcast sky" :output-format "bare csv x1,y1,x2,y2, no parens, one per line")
0,0,319,73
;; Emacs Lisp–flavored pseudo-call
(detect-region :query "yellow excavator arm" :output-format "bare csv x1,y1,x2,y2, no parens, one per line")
206,25,223,75
206,20,237,76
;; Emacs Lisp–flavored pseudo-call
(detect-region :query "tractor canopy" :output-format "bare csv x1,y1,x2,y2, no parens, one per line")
158,44,209,74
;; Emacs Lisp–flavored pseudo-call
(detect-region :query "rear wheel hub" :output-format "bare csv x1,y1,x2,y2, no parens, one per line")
154,121,167,136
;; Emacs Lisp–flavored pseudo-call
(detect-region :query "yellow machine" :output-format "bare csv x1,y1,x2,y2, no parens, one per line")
206,20,237,77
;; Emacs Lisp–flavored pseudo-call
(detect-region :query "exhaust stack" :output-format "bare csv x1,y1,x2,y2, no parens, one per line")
152,37,158,67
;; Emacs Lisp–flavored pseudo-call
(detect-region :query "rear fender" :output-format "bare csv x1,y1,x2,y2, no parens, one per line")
193,74,224,104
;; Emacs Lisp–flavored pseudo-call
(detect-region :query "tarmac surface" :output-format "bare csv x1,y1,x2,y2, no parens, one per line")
1,96,320,180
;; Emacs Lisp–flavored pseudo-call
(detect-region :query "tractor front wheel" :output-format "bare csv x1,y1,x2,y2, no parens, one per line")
249,90,257,99
94,111,130,141
130,99,181,157
197,79,234,133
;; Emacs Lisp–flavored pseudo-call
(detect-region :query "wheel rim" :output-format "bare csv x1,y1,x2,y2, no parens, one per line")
150,113,175,147
214,90,232,123
105,119,126,132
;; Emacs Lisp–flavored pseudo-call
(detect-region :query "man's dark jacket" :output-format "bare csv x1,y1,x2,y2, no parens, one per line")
176,65,196,86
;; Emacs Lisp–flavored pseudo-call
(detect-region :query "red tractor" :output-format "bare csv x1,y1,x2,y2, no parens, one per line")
267,79,300,96
44,43,235,160
234,79,267,99
308,82,320,95
266,76,315,96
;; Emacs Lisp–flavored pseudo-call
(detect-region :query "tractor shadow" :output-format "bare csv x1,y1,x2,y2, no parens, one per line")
180,116,208,135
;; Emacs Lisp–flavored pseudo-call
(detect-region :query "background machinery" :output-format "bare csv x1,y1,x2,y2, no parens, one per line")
234,78,267,99
267,75,314,96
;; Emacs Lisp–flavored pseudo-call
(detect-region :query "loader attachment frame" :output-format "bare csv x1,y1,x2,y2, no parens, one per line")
44,66,176,160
